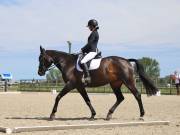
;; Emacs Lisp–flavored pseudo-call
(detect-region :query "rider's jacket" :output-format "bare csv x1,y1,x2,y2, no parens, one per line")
81,30,99,53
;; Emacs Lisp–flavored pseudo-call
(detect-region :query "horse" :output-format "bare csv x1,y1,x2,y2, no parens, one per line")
38,46,158,121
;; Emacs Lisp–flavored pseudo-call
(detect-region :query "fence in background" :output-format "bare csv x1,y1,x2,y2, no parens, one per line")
17,79,178,95
0,81,19,92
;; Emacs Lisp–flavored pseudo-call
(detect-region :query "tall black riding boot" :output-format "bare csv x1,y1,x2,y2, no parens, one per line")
81,63,91,84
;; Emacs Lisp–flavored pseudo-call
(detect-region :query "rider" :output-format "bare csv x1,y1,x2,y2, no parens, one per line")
174,70,180,95
80,19,99,84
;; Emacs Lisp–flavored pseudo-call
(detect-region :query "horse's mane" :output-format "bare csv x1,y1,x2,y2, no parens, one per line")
46,50,78,61
46,50,129,64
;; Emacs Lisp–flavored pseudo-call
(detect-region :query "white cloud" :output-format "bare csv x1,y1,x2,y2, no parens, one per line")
0,0,180,52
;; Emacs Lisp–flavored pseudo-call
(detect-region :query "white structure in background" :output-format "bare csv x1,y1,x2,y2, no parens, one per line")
167,83,171,88
156,90,161,96
0,73,13,80
51,89,57,94
0,73,13,92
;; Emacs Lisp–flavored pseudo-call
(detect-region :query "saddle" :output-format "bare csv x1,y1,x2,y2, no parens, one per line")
76,52,102,72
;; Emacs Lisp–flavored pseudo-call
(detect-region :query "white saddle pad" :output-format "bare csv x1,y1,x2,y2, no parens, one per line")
76,56,102,72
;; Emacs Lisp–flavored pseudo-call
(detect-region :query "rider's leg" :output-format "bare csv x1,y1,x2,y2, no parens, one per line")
81,63,91,84
81,52,97,83
81,52,97,63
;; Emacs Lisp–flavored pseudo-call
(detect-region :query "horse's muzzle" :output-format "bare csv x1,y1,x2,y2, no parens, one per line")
38,70,45,76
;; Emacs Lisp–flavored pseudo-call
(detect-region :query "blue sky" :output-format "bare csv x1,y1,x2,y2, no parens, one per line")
0,0,180,80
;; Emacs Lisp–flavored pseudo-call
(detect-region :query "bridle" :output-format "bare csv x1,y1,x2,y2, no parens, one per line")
46,64,56,71
39,54,56,72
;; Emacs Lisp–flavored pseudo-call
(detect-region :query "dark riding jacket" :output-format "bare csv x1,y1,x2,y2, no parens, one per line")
81,30,99,53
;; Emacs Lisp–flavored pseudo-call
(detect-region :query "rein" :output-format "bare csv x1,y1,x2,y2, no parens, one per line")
46,59,61,71
47,64,56,71
41,51,79,72
40,56,58,71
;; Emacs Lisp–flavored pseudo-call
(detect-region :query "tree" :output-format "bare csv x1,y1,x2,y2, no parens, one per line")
138,57,160,79
46,68,62,83
159,75,171,86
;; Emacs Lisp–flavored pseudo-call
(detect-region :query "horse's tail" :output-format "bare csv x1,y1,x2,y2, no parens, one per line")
128,59,159,96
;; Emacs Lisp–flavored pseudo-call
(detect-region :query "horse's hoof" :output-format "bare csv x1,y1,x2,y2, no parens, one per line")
139,117,144,121
105,117,111,121
89,116,95,121
89,118,95,121
105,114,112,121
50,114,55,121
140,111,145,117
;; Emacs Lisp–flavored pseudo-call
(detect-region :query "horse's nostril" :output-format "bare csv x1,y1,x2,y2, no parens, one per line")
38,71,42,76
38,71,40,75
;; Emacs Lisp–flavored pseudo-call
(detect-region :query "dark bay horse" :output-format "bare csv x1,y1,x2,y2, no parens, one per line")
38,46,158,120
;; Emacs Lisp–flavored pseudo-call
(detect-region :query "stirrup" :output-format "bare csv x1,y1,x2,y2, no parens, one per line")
85,76,91,83
82,75,91,84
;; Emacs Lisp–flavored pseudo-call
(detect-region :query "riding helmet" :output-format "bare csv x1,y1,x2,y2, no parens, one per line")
87,19,99,28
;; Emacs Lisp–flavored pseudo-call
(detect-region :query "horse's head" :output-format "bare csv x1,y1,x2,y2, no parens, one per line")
38,46,54,76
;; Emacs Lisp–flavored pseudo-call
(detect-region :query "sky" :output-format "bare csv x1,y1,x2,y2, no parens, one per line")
0,0,180,80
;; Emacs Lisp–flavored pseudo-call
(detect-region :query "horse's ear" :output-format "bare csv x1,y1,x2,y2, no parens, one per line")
40,45,45,54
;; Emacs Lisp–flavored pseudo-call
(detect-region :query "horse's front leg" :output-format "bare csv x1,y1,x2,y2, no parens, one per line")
77,87,96,120
50,81,75,120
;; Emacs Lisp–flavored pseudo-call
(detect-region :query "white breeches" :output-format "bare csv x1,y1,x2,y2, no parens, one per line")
81,52,97,64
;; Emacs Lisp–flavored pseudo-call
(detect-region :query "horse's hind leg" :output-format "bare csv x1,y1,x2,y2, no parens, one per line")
124,79,145,118
106,82,124,120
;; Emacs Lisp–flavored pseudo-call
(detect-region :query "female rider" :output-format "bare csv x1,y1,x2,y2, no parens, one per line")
81,19,99,84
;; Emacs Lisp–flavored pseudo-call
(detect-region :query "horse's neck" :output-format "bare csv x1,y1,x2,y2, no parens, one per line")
46,50,75,72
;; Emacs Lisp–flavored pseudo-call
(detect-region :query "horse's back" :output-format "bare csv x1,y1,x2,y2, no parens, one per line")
101,56,132,68
97,56,133,77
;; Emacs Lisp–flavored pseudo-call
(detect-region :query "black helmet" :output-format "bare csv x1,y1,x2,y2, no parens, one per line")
87,19,98,28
